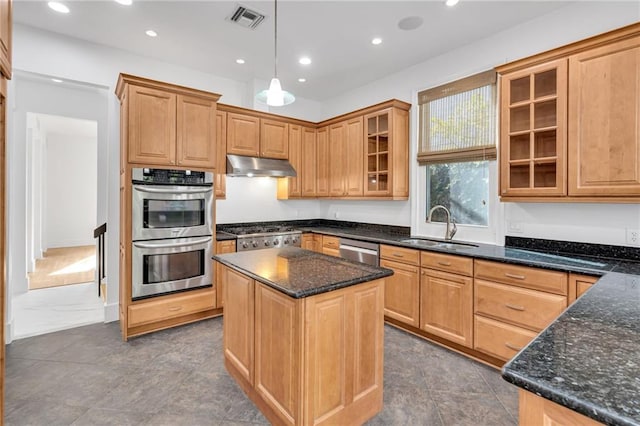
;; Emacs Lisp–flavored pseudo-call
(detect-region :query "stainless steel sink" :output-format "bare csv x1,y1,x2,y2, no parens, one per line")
400,238,478,250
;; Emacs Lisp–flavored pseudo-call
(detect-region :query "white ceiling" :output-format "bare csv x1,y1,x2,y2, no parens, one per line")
14,0,572,101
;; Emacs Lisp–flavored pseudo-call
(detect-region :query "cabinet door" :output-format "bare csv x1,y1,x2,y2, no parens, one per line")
176,95,216,169
329,122,346,196
568,35,640,196
0,0,10,79
420,268,473,347
128,85,177,165
316,126,330,197
301,234,315,251
215,111,227,199
301,127,317,197
222,266,254,385
345,117,364,196
568,273,598,303
227,112,260,157
519,389,602,426
0,78,6,415
215,240,235,308
255,284,302,424
500,59,568,197
380,259,420,327
287,124,302,197
261,119,289,159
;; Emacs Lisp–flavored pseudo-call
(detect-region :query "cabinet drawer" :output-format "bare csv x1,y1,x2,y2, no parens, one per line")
322,236,340,250
475,280,566,332
381,245,419,266
129,289,215,327
474,260,567,295
421,251,473,276
474,315,537,361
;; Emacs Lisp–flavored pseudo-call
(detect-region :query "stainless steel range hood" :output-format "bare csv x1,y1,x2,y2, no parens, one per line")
226,154,297,177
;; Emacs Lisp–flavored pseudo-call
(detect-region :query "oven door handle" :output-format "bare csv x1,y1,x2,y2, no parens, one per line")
134,186,213,194
133,236,212,249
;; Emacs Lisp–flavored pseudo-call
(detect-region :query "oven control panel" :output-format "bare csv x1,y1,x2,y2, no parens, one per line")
132,168,213,185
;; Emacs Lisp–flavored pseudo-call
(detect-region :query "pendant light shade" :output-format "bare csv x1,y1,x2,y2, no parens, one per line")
256,0,295,107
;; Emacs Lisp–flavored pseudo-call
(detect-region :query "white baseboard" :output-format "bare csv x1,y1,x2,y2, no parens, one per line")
105,302,119,323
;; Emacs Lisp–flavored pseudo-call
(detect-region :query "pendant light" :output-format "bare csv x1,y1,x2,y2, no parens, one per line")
255,0,295,106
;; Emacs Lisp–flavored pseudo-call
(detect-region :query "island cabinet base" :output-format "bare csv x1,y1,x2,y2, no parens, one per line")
221,265,385,426
519,390,602,426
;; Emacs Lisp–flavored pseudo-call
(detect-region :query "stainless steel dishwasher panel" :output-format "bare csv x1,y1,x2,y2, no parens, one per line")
338,238,380,266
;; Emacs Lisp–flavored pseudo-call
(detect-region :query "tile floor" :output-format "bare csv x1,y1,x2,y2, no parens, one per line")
12,282,104,339
5,318,518,425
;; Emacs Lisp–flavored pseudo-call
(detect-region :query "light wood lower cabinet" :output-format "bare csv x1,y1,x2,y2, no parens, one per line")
420,268,473,348
474,315,537,361
380,259,420,327
519,389,603,426
221,263,385,426
215,239,236,308
322,235,341,257
568,273,599,303
128,287,216,327
301,233,322,252
223,266,255,385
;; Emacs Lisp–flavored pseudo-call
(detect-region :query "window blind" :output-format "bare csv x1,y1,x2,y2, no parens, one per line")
418,70,497,164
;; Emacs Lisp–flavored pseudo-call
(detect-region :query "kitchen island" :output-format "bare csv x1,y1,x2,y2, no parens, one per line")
213,247,393,426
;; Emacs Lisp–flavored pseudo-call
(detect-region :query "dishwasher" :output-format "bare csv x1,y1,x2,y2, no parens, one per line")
339,238,380,266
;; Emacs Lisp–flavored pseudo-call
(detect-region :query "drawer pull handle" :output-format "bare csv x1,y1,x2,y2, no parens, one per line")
505,273,526,280
505,342,523,351
505,303,525,311
393,253,404,258
168,306,183,312
438,261,452,266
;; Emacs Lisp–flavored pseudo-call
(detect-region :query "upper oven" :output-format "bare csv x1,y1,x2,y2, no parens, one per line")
132,168,213,241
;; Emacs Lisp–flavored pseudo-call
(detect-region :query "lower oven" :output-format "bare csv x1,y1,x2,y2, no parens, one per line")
132,235,212,300
339,238,380,266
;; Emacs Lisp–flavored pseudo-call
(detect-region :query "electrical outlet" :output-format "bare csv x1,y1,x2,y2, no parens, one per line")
626,229,640,246
507,221,524,234
334,211,340,219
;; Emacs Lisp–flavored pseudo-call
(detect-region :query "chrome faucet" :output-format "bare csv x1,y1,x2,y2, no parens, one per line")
427,205,457,241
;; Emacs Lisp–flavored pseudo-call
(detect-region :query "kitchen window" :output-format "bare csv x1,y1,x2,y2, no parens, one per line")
416,70,499,242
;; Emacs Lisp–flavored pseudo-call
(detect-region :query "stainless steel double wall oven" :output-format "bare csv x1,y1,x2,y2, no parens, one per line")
131,168,213,300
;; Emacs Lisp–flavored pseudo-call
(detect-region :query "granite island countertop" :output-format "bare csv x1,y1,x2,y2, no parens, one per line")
213,246,393,299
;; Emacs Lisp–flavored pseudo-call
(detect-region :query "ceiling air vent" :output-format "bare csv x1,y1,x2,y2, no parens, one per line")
229,5,265,30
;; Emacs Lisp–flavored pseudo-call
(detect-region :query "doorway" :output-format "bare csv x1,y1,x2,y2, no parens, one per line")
7,73,109,340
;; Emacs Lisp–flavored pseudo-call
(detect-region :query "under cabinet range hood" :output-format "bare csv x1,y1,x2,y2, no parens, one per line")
226,154,297,177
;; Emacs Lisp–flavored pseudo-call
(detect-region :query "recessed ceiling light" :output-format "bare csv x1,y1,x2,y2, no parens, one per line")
298,78,306,83
145,30,158,37
445,0,459,6
114,0,132,5
51,78,63,83
48,1,70,13
371,37,382,45
236,58,245,64
398,16,424,31
299,57,312,65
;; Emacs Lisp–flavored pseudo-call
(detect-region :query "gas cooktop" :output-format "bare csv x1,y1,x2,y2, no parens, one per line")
222,225,302,251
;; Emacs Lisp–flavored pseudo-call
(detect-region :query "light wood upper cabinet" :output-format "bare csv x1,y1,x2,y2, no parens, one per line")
316,126,330,197
116,74,221,169
499,59,568,197
260,119,289,159
286,124,302,197
498,23,640,202
329,121,347,196
301,126,317,197
0,0,11,79
176,95,217,169
568,35,640,196
128,85,177,166
364,108,409,198
227,112,260,157
215,111,227,199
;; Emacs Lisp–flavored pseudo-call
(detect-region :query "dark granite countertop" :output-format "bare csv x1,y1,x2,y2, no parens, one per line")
213,247,393,299
216,231,237,241
502,271,640,426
